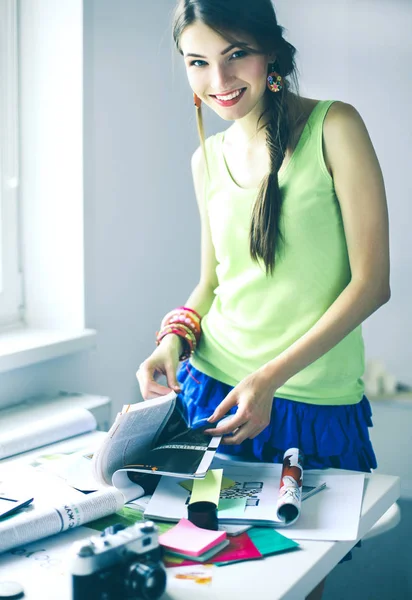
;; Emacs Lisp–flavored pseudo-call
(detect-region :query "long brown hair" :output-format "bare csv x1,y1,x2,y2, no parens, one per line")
173,0,299,274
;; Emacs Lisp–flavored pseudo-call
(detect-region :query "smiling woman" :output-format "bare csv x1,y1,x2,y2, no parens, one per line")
136,3,390,594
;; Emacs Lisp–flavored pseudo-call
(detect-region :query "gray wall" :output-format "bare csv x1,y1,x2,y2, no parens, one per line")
1,0,411,486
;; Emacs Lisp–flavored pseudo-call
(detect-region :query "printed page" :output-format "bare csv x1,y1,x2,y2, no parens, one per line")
92,392,176,485
144,462,282,525
144,458,365,540
0,408,97,460
0,465,124,554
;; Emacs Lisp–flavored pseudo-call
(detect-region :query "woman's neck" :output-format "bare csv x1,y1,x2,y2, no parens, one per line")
226,92,305,149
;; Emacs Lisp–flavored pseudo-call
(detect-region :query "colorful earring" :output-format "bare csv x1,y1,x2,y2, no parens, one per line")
193,93,202,109
266,65,283,93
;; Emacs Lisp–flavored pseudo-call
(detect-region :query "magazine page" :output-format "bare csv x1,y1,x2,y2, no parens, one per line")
144,461,283,526
92,392,177,485
0,465,124,554
0,408,97,460
118,401,222,478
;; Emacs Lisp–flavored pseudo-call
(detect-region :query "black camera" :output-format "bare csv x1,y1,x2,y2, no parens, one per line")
71,521,166,600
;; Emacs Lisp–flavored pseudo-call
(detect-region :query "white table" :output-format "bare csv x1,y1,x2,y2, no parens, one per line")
0,433,400,600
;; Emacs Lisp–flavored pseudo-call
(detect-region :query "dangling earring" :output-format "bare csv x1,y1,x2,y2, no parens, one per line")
267,64,283,93
193,92,202,109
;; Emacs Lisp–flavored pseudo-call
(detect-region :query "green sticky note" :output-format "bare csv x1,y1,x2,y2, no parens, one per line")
218,498,247,518
189,469,223,505
179,475,235,493
247,528,300,556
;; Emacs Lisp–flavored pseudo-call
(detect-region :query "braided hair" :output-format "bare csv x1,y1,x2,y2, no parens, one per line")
173,0,299,274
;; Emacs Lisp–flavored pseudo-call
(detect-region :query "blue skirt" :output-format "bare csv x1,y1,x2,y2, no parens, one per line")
177,361,377,472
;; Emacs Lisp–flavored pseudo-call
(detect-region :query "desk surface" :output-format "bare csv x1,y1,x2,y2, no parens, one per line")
0,433,401,600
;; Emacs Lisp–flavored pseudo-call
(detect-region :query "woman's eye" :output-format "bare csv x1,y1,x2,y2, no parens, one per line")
230,50,248,60
189,60,207,67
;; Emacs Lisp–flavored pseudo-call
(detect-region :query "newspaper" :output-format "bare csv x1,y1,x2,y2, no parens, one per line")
0,465,123,554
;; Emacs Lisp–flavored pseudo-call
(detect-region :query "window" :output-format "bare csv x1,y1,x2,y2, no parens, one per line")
0,0,22,329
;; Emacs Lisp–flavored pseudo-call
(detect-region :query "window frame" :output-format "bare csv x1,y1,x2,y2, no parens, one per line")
0,0,23,329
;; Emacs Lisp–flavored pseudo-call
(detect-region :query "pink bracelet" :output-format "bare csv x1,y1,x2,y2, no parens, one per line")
177,306,202,321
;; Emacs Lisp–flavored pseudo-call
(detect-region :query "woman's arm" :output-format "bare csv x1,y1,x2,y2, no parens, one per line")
183,146,219,316
207,102,390,441
137,146,218,398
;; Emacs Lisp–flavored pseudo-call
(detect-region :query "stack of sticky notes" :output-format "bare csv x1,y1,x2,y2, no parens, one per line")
158,518,229,562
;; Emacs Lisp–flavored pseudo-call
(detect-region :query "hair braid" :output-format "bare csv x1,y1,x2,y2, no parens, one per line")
250,88,291,275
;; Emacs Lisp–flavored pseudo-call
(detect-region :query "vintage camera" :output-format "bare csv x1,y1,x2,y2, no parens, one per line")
71,521,166,600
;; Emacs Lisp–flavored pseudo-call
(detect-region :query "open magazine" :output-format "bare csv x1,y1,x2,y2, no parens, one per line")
141,450,326,528
92,392,223,483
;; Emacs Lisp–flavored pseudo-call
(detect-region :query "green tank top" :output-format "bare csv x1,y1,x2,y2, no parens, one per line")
191,100,365,405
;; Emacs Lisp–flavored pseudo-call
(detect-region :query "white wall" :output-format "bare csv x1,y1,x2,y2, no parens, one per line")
1,0,411,481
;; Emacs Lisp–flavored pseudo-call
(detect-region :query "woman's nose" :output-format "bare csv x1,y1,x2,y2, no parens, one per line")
210,64,234,92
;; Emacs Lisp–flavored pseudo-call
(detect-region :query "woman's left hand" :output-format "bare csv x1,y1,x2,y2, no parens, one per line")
204,369,277,444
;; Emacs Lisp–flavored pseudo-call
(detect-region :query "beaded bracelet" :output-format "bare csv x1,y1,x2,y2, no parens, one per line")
156,306,202,360
160,307,202,345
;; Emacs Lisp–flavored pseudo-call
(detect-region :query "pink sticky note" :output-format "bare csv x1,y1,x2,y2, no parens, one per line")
163,532,262,568
159,518,226,557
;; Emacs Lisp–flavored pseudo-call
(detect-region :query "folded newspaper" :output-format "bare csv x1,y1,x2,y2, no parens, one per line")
92,391,222,484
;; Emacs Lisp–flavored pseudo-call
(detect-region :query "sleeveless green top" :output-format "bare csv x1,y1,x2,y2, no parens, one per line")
191,100,365,405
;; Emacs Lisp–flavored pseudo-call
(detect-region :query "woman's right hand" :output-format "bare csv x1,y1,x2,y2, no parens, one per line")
136,334,183,400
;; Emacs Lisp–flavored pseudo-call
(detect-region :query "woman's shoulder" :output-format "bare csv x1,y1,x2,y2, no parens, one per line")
322,100,369,146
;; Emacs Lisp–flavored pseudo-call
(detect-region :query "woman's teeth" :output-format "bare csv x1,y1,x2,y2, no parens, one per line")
215,89,243,101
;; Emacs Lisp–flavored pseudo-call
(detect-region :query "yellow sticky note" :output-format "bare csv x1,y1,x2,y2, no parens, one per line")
189,469,223,506
179,475,235,493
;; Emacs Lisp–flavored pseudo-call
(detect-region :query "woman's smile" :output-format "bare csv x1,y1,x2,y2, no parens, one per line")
209,87,247,107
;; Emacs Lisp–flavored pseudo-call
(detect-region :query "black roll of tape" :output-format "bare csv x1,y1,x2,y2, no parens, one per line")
187,501,218,530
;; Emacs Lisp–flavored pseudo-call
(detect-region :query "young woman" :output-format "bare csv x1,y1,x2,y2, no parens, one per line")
137,1,390,592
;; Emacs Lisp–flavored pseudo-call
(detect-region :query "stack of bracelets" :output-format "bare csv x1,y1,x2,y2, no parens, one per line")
156,306,202,361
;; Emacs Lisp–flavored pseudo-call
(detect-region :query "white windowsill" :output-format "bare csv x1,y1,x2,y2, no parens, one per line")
0,327,97,374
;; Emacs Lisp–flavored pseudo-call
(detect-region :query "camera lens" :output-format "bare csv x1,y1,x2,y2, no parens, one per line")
126,562,166,600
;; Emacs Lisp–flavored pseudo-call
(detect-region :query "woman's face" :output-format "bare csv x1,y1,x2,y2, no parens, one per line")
180,21,270,122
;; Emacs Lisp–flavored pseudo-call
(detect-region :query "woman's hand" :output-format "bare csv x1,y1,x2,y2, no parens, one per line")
136,335,183,399
204,368,277,444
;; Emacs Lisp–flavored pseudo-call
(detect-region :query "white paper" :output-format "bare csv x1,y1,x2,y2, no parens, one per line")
29,447,105,492
0,526,98,600
279,472,365,541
